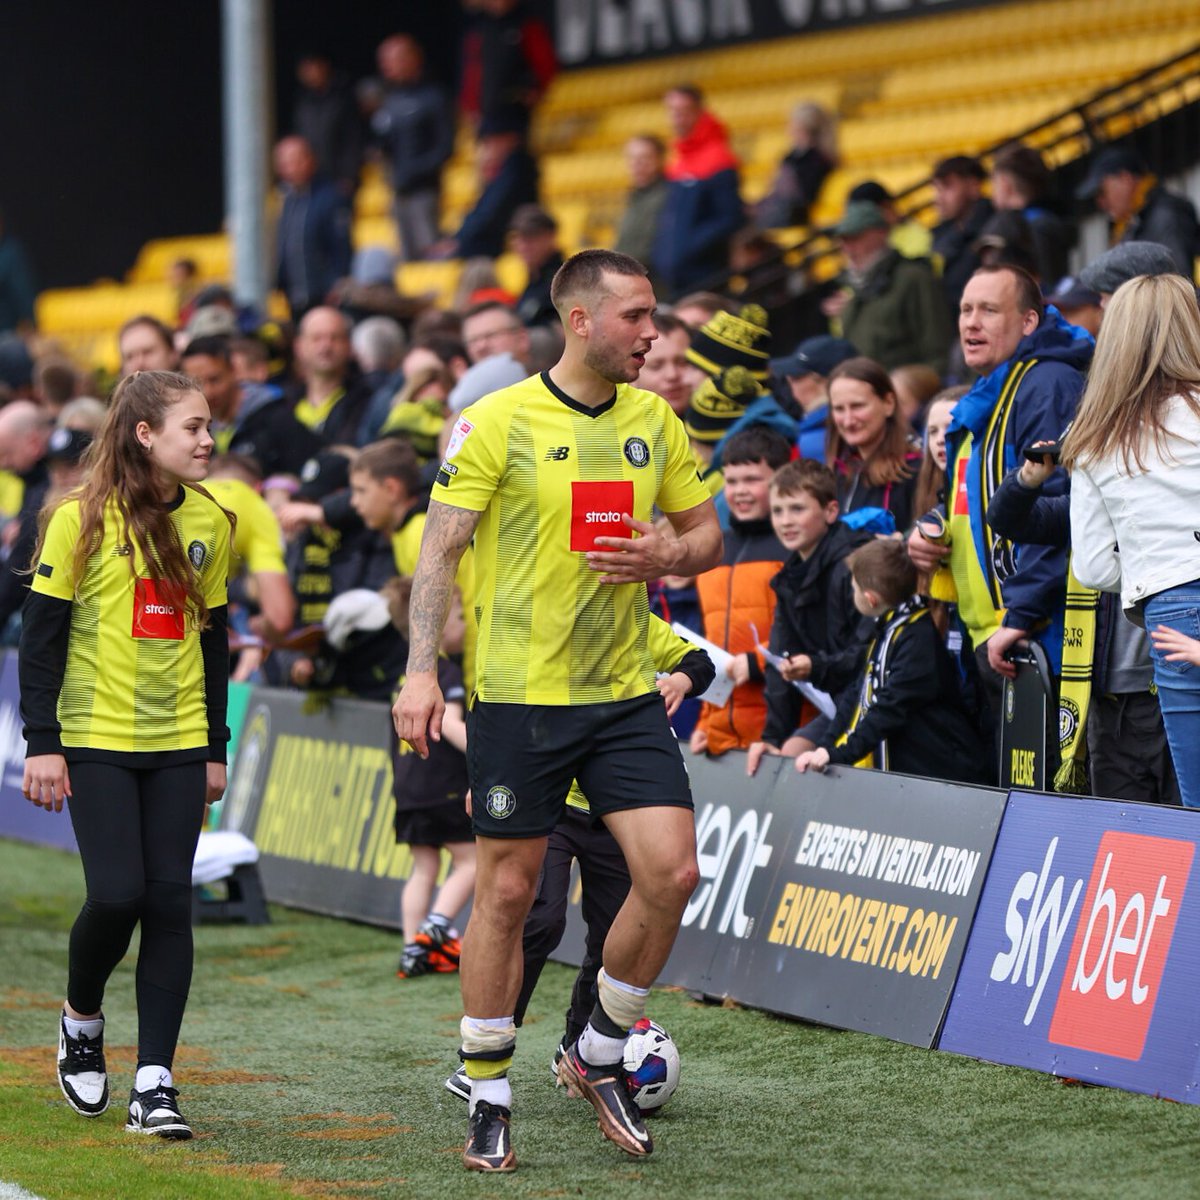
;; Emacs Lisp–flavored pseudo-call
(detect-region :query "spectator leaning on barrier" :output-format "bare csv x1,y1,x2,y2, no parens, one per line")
747,459,874,778
985,436,1180,806
795,538,988,784
690,426,790,758
1076,146,1200,279
826,200,952,375
651,84,743,299
907,264,1093,772
1063,274,1200,808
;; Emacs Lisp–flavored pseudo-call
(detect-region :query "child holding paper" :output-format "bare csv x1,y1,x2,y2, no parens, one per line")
747,459,874,775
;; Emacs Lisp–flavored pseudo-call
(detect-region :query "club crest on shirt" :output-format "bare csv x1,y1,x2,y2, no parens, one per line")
188,540,207,570
623,436,651,468
445,418,474,460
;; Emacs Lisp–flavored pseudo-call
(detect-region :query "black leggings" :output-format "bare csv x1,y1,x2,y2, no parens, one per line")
66,760,207,1070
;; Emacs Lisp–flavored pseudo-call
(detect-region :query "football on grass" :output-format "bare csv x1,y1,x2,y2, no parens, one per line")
622,1018,680,1111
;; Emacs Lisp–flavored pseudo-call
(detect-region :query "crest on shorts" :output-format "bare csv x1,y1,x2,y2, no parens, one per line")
187,539,206,570
486,785,517,820
623,436,651,469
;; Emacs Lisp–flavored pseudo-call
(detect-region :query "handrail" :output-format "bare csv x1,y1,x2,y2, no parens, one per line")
719,42,1200,302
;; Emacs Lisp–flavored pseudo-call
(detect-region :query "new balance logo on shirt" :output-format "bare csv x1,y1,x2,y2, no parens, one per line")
544,446,570,461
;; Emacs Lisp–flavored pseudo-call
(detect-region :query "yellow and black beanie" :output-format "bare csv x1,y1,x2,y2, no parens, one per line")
685,303,772,382
685,365,763,444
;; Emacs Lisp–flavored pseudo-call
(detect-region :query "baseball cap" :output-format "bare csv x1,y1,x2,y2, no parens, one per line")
833,200,889,238
45,425,93,465
1045,275,1101,311
296,449,352,501
769,335,858,380
1075,146,1147,200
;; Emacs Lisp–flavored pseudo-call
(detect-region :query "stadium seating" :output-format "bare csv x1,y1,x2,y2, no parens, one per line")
34,0,1200,369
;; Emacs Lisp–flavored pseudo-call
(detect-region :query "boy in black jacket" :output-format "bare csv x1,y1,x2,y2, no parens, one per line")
795,539,988,783
748,459,874,774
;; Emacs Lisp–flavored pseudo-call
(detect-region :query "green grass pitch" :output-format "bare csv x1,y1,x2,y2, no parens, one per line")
2,835,1198,1200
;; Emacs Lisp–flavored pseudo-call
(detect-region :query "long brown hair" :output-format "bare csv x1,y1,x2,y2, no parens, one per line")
912,385,969,518
1062,274,1200,474
33,371,233,628
826,357,916,488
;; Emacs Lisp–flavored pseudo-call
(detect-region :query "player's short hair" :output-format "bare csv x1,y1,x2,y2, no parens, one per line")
770,458,837,507
352,438,421,495
847,538,917,609
722,425,792,470
550,249,648,317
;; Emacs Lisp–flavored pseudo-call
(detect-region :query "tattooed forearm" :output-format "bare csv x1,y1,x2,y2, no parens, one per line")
406,501,480,673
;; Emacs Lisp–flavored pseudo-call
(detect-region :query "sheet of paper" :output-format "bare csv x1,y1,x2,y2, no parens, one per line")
670,622,734,707
750,622,838,719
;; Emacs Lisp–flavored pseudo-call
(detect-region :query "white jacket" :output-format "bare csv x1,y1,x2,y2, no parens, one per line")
1070,392,1200,613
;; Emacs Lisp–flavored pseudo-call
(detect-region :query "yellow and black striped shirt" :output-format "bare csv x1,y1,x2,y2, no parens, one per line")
432,371,710,705
30,488,231,754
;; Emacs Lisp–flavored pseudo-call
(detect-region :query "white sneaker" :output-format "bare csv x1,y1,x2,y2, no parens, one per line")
57,1013,109,1117
126,1085,193,1139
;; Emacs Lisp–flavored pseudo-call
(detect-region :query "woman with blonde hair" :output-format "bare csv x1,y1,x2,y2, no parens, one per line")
755,101,837,229
1064,273,1200,806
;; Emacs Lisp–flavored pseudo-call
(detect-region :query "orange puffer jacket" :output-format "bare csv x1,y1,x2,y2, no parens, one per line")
695,516,786,755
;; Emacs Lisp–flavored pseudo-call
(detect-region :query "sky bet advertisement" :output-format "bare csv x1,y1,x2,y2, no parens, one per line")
939,791,1200,1103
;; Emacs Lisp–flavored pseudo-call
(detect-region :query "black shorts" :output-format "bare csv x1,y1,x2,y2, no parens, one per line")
466,692,692,839
394,801,474,847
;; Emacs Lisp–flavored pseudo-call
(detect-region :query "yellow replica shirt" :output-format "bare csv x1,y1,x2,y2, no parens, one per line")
565,614,697,813
432,371,711,705
205,477,287,576
0,470,23,521
31,489,231,754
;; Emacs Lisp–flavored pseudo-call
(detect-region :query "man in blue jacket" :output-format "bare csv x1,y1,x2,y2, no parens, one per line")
273,136,353,320
907,264,1093,766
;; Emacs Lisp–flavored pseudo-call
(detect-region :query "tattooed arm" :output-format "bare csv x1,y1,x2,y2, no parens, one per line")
393,500,482,758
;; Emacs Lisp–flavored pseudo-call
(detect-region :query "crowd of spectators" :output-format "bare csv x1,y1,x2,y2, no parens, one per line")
3,18,1200,822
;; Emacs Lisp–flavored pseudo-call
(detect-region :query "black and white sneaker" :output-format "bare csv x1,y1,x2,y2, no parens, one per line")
444,1064,471,1102
57,1013,109,1117
550,1041,566,1082
126,1085,193,1139
462,1100,516,1172
557,1042,652,1157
